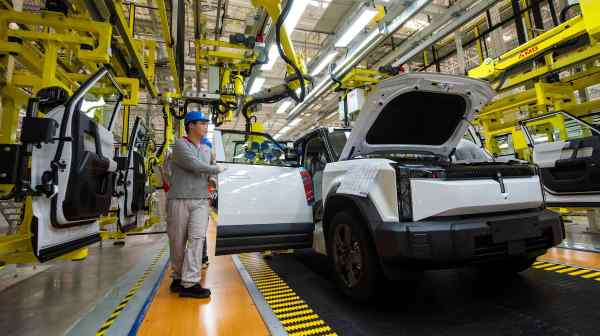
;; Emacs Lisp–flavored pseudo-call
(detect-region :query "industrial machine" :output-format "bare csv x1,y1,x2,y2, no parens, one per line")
0,2,167,262
469,0,600,208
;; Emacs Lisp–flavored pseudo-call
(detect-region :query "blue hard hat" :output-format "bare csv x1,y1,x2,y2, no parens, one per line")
185,111,209,123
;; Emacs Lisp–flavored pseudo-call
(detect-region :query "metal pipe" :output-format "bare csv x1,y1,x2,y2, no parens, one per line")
375,0,496,68
176,0,185,94
512,0,528,44
287,0,432,120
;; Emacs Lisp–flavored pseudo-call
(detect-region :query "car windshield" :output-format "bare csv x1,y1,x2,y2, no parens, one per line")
219,130,295,167
327,130,351,160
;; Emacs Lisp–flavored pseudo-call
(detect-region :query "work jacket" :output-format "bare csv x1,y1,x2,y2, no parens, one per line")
167,138,219,200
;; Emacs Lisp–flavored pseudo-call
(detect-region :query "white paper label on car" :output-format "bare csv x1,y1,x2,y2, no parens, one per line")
337,164,379,197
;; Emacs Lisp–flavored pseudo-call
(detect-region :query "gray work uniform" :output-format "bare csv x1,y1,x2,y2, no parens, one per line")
166,138,219,288
454,139,492,162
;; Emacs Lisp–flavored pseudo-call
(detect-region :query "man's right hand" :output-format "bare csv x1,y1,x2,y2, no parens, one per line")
216,165,227,173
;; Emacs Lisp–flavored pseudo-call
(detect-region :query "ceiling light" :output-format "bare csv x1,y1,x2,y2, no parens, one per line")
289,118,302,126
404,18,429,31
310,51,338,76
335,7,378,48
276,101,293,114
249,77,266,94
285,0,309,34
327,111,338,119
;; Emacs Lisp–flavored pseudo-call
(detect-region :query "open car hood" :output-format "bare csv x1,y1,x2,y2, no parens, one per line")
339,73,495,159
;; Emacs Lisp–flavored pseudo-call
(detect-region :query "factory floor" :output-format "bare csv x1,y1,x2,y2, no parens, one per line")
1,219,600,335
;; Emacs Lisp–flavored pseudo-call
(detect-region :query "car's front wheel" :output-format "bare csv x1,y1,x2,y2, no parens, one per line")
327,211,381,301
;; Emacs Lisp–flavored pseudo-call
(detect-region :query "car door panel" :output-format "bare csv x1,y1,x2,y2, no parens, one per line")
214,129,314,255
525,112,600,207
537,137,600,194
119,117,149,231
30,67,122,261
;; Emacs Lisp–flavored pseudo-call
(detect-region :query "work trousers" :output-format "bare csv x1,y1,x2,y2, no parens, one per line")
166,199,209,288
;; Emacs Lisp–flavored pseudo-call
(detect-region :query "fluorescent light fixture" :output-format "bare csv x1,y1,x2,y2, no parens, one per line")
404,18,429,31
249,77,266,94
261,45,279,70
285,0,309,34
289,118,302,126
326,111,338,119
310,51,338,76
273,134,282,140
261,0,308,71
276,101,293,114
335,7,377,47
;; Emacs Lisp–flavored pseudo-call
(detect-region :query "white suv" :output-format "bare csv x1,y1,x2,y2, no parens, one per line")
213,73,564,301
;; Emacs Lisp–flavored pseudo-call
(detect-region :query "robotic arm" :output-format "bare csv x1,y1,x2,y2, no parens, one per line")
241,0,312,130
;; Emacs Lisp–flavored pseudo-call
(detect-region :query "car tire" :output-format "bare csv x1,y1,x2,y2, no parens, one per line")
327,210,381,302
476,257,537,275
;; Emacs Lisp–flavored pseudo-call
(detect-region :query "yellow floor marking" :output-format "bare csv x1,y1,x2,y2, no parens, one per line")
264,292,298,301
288,326,332,336
556,267,579,273
239,253,336,335
568,269,592,276
285,320,325,331
260,286,292,295
273,303,310,314
256,283,287,290
543,265,567,271
267,295,302,305
270,300,305,309
533,263,554,269
581,271,600,279
263,290,295,299
276,309,315,319
280,314,320,325
252,275,280,282
533,261,544,265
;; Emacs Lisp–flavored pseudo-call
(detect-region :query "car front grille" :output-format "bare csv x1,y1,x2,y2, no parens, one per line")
472,228,554,263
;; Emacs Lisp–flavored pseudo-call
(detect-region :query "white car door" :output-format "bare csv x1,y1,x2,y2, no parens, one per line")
31,67,123,261
118,117,149,231
522,112,600,207
214,129,314,255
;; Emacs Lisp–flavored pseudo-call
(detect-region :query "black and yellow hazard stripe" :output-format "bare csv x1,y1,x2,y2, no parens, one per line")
238,253,337,336
96,246,168,336
533,260,600,280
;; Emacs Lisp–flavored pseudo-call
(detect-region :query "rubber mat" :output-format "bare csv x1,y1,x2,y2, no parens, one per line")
262,249,600,336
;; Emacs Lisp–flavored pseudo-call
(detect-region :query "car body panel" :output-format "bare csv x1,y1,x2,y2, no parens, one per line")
340,73,494,159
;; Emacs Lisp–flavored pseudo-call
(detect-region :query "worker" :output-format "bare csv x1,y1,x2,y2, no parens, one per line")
453,138,493,162
166,111,224,298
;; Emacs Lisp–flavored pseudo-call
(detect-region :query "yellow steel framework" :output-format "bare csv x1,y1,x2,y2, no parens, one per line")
469,0,600,91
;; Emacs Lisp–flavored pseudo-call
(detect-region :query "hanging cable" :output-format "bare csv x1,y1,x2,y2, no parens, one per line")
275,0,307,102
